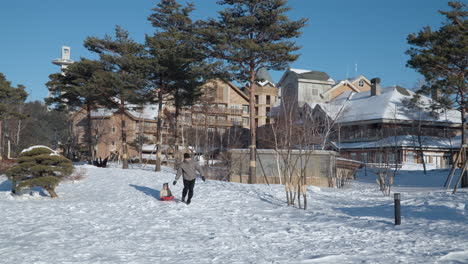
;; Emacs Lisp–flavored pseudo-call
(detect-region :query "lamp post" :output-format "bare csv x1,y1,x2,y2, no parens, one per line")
394,193,401,225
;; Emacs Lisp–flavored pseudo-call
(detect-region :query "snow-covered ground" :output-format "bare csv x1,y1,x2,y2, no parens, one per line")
0,165,467,264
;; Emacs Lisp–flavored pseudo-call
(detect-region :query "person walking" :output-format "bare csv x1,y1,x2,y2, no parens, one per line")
173,153,205,204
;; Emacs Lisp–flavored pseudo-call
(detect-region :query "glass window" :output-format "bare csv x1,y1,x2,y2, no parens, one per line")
242,117,249,126
266,95,271,104
243,105,249,114
359,80,364,87
407,152,415,163
361,152,368,162
255,95,259,104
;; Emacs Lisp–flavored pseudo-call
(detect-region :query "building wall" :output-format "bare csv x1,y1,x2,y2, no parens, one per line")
72,110,159,160
352,77,371,92
330,83,355,100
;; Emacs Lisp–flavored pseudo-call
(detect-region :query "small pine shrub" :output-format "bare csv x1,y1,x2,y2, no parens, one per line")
6,146,74,198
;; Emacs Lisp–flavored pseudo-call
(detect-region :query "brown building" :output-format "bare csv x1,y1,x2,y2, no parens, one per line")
71,72,279,160
72,105,160,160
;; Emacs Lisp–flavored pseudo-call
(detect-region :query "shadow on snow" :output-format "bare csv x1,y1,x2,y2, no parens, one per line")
129,184,160,200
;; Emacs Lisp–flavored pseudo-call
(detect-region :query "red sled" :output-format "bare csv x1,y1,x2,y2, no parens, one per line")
160,196,174,201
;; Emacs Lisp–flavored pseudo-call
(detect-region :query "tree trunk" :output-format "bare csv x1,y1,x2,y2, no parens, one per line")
11,178,17,194
45,187,58,198
0,119,3,160
173,105,180,169
248,72,256,184
417,131,427,174
121,112,129,169
86,103,94,161
155,90,163,172
461,92,468,188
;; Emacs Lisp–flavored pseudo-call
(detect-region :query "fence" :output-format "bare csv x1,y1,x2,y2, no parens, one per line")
219,149,339,187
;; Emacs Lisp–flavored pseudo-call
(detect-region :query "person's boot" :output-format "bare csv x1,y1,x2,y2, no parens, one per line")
186,199,191,205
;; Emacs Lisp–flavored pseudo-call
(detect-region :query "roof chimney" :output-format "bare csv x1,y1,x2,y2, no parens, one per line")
371,78,381,96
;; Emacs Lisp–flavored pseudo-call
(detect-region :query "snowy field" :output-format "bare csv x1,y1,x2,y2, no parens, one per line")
0,165,467,264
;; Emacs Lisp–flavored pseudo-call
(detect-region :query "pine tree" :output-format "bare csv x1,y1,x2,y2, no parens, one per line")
84,26,151,169
6,146,73,198
147,0,208,170
199,0,307,183
406,1,467,187
0,73,28,159
46,59,105,161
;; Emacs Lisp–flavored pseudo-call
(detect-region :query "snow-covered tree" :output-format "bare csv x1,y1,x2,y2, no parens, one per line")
6,146,73,198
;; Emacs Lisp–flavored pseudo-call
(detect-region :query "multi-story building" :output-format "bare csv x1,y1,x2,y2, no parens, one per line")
71,105,161,159
304,78,461,169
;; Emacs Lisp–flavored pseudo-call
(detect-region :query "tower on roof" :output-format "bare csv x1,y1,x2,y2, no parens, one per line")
52,46,74,70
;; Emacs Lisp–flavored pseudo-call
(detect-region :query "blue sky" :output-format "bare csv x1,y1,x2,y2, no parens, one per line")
0,0,450,102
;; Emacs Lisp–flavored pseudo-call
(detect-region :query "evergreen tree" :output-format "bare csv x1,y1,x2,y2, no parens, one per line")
84,26,151,169
46,58,105,161
16,101,72,157
0,73,28,159
199,0,307,183
147,0,208,170
406,1,467,187
6,146,73,198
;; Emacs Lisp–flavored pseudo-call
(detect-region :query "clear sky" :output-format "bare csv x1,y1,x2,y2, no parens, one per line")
0,0,451,102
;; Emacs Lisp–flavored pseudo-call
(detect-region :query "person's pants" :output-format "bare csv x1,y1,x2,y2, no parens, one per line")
182,179,196,202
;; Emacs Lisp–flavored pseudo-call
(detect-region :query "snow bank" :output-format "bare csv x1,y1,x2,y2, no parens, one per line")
0,166,466,263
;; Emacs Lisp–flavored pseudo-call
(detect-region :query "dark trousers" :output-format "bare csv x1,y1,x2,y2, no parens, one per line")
182,179,196,202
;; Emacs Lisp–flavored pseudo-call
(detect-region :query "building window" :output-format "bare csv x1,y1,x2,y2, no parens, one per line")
359,80,364,87
111,141,115,146
242,117,249,126
407,152,415,163
266,95,271,105
255,95,259,104
122,120,126,128
112,127,116,133
266,107,271,115
243,105,249,114
208,127,215,133
255,107,259,115
266,118,270,124
218,128,226,134
361,152,368,163
350,153,357,160
255,118,258,127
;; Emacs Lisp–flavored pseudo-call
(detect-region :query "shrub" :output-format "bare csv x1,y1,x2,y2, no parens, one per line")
6,146,73,198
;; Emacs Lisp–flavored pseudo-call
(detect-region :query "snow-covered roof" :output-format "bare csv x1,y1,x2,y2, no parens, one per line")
334,135,461,150
128,105,160,120
90,104,162,121
90,108,117,117
290,68,335,82
290,68,313,74
319,86,460,125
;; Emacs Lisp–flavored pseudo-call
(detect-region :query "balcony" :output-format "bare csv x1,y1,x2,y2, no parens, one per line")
190,106,243,115
191,118,240,127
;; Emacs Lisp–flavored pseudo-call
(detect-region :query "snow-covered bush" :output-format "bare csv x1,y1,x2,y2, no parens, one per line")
6,146,74,198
